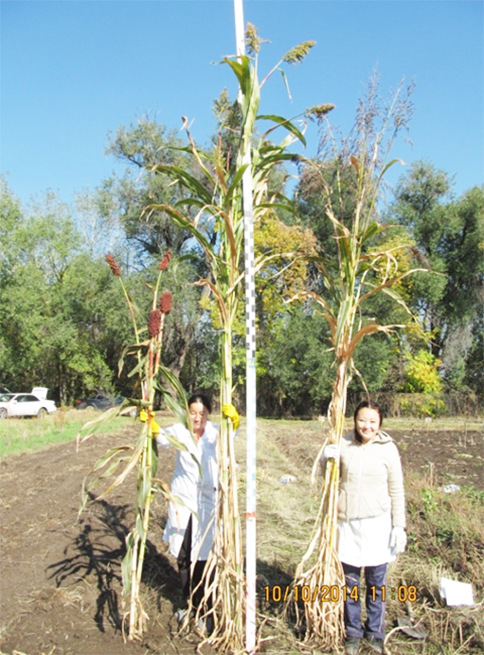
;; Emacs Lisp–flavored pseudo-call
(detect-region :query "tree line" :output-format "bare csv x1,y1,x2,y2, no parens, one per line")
1,106,483,417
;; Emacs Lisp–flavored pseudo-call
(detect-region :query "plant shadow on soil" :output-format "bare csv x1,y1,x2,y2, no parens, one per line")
47,496,136,631
46,492,186,638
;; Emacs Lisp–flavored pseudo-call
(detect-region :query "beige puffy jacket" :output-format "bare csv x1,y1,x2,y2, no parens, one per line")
337,430,406,528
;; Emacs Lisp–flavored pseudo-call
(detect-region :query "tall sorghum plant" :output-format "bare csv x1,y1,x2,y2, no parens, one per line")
290,75,426,648
145,28,327,651
78,252,189,641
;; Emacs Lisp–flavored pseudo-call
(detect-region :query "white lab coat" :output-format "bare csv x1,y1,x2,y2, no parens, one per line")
156,421,218,561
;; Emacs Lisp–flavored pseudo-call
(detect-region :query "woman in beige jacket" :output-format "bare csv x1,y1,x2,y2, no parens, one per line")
324,400,406,655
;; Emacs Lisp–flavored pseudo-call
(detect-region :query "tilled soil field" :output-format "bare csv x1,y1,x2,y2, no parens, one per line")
0,420,482,655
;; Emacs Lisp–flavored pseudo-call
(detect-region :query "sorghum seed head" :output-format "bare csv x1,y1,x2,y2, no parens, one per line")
160,291,173,314
106,253,121,276
148,309,162,338
159,251,172,271
245,23,261,55
306,104,336,121
282,41,316,65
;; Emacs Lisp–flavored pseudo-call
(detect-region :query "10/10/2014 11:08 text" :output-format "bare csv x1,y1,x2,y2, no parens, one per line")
263,585,418,603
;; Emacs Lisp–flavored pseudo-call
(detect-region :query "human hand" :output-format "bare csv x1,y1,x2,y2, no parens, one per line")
138,408,160,436
139,408,153,422
324,443,340,463
222,403,240,431
390,526,407,554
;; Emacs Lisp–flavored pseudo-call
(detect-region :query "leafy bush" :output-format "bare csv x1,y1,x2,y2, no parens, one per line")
399,393,446,417
403,349,443,393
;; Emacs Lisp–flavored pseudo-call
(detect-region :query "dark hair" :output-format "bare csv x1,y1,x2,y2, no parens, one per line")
353,400,382,443
188,393,212,413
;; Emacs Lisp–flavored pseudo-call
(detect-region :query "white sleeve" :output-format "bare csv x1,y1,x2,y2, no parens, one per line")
155,424,178,449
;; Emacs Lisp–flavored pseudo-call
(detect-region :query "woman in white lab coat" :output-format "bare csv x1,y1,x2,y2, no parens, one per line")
144,394,239,616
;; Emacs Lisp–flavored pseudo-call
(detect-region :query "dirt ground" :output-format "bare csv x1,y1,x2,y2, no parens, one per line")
0,421,482,655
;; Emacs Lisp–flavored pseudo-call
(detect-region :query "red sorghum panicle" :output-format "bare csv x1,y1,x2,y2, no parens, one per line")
106,253,121,276
148,309,162,338
160,291,173,314
159,251,172,271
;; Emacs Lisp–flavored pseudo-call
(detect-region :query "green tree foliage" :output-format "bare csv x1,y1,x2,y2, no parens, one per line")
257,306,333,416
104,118,201,259
389,162,484,394
464,314,484,398
390,161,453,345
0,179,130,402
444,186,484,322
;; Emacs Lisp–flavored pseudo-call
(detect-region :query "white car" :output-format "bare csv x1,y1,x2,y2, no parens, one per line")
0,392,57,418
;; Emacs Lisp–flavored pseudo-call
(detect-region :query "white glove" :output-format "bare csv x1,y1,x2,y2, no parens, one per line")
390,526,407,554
324,444,340,463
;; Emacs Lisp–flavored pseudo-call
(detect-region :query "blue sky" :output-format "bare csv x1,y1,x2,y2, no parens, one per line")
1,0,483,210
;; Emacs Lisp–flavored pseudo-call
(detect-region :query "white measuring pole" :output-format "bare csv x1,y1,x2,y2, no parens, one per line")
234,0,257,652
